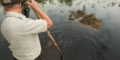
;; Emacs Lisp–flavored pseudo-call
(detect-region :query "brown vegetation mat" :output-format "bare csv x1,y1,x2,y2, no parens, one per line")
80,14,101,29
69,10,101,29
69,10,85,21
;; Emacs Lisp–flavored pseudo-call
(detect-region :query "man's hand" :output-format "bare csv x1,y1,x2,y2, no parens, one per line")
26,0,39,10
26,0,53,29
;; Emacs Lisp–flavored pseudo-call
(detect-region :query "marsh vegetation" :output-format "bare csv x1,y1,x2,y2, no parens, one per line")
69,10,101,29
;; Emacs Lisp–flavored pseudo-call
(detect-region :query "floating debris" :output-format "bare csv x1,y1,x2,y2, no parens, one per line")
92,4,95,8
83,5,86,9
69,13,73,17
69,10,85,19
69,10,101,29
69,18,74,21
80,14,101,29
75,10,85,18
61,10,64,13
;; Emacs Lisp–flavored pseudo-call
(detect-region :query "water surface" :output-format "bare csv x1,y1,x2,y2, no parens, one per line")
0,0,120,60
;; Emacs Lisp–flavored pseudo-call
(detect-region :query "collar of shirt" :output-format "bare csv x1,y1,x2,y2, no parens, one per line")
6,12,27,20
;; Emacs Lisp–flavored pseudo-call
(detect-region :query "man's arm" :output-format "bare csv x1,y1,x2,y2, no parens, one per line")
26,0,53,29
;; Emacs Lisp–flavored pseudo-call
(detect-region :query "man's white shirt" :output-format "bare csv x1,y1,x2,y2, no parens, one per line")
1,12,47,60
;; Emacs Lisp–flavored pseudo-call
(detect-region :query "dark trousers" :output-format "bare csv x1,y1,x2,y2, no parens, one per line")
14,54,42,60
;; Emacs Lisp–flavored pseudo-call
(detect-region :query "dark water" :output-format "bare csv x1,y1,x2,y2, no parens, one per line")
1,0,120,60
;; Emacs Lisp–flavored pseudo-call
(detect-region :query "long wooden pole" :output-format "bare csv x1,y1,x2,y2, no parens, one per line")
26,0,63,60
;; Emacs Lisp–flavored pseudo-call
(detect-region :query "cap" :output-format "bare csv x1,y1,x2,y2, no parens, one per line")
2,0,21,6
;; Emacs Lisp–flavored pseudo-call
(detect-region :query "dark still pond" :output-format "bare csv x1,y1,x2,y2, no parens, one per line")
1,0,120,60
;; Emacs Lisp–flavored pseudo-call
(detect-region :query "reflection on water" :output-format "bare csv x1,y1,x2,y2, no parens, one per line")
1,0,120,60
48,22,111,60
41,40,61,60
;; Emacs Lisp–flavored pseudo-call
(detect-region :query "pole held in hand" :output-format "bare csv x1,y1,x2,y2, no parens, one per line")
26,0,63,60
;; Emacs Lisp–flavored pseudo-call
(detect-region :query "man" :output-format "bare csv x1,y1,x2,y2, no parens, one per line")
1,0,53,60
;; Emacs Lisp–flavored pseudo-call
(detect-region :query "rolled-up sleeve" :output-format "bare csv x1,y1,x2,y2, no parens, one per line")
23,18,47,35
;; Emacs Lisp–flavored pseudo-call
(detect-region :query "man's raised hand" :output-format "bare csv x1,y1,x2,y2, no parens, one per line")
26,0,39,10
